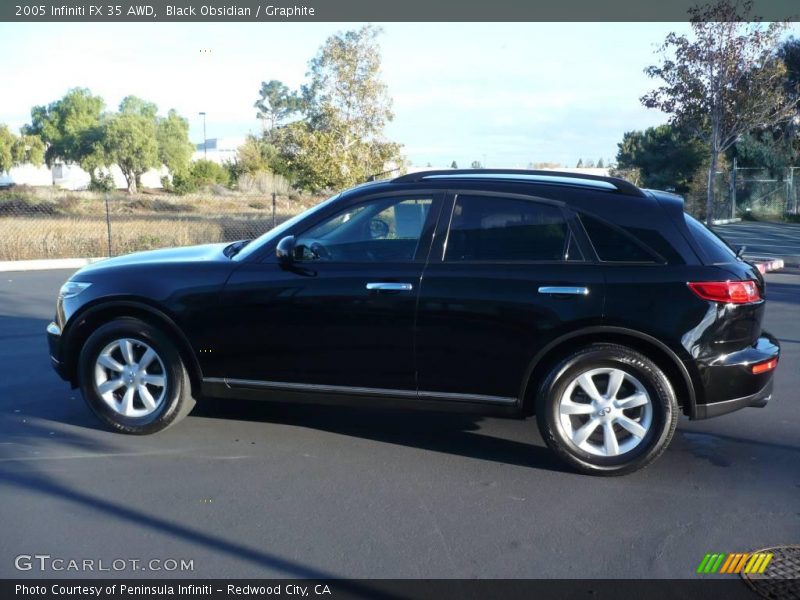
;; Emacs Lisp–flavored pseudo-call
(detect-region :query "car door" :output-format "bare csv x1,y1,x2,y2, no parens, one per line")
216,191,444,393
414,191,605,403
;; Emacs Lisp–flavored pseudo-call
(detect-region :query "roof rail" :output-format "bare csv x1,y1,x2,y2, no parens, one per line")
391,169,644,197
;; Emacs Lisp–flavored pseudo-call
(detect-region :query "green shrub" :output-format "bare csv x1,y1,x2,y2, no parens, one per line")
89,172,116,192
169,160,230,195
171,172,196,195
189,159,230,187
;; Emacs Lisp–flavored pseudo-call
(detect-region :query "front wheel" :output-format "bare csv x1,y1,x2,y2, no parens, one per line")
535,344,678,475
78,317,195,434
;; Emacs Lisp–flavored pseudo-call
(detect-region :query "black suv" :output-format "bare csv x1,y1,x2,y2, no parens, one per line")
47,170,780,474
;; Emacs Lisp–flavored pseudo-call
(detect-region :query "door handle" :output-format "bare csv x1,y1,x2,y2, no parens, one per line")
366,282,414,291
538,286,589,296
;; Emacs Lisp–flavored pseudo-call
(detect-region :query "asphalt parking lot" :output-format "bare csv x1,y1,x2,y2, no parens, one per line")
716,220,800,265
0,267,798,580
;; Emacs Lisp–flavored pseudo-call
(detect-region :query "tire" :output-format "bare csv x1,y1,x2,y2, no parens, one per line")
78,317,195,434
535,343,678,475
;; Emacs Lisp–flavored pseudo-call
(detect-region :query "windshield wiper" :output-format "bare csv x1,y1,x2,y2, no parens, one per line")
224,240,251,258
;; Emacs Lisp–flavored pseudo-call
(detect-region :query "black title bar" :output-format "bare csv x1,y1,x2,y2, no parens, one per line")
0,579,777,600
3,0,799,22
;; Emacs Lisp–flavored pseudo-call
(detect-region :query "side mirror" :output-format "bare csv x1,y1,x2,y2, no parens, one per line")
276,235,296,265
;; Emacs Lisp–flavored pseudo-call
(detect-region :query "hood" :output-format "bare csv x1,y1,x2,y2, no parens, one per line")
75,242,230,275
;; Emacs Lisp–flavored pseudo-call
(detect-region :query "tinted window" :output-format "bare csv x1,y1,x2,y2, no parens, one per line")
626,226,684,264
580,214,658,263
684,213,737,263
296,197,433,262
445,195,568,261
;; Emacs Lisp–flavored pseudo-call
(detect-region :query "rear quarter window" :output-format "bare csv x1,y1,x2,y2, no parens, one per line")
579,214,661,263
684,214,737,264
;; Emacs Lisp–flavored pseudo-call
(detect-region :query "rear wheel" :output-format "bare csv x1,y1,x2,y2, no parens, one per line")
78,317,195,434
536,344,678,475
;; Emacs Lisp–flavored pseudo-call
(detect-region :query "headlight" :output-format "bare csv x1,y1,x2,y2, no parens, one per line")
59,281,91,299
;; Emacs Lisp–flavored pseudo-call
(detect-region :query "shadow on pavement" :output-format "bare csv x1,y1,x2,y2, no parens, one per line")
193,397,567,473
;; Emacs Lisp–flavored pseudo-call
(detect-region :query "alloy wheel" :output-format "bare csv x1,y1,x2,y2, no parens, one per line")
93,338,167,418
557,367,653,457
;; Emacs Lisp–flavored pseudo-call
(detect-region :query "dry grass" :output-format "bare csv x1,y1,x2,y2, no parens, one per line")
1,218,220,260
0,186,320,260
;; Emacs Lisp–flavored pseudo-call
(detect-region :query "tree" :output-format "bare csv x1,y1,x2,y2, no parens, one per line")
450,160,458,169
470,160,483,169
119,96,158,119
255,80,302,134
260,26,403,191
732,130,795,171
1,127,46,174
642,0,797,225
157,109,194,177
303,25,393,142
616,124,706,193
23,88,106,179
597,158,605,168
576,159,584,168
0,125,45,173
233,135,281,175
290,25,400,189
104,112,159,194
0,126,12,174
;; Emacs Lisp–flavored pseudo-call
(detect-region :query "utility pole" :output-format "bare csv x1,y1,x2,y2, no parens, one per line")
199,112,207,160
730,156,737,220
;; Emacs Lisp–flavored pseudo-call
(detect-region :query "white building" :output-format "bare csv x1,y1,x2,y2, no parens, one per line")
192,137,245,165
0,163,168,190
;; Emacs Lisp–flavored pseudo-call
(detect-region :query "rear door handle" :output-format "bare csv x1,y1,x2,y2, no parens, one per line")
538,286,589,296
366,282,414,292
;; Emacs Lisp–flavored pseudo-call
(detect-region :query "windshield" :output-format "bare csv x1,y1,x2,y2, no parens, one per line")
233,193,342,261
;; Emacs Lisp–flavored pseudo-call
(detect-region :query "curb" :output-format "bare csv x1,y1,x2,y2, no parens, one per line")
0,257,107,273
748,257,785,274
712,217,742,225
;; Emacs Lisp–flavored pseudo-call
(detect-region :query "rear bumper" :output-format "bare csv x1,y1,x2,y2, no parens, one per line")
694,378,773,419
692,332,779,420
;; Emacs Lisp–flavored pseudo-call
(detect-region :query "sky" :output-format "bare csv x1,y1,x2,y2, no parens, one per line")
0,22,797,168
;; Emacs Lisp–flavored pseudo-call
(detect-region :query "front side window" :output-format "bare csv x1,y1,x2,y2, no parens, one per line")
444,194,568,261
295,197,433,262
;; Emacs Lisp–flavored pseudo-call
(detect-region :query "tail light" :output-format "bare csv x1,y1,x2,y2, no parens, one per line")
687,280,761,304
752,358,778,374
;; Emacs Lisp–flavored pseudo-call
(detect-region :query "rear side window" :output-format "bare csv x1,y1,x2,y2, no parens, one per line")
684,214,737,264
445,195,568,261
580,214,659,263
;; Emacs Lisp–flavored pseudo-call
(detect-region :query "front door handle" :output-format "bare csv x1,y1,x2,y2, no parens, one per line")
366,282,414,292
538,286,589,296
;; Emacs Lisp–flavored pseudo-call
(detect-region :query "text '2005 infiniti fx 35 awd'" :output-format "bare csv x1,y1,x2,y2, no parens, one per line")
47,169,780,475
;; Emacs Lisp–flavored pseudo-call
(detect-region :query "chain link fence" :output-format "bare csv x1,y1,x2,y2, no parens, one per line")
708,166,799,222
0,185,319,261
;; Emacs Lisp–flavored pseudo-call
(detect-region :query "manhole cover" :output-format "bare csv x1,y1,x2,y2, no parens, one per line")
742,545,800,600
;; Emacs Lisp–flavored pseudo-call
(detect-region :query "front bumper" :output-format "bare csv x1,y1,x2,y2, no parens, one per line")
692,332,779,420
47,321,69,381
